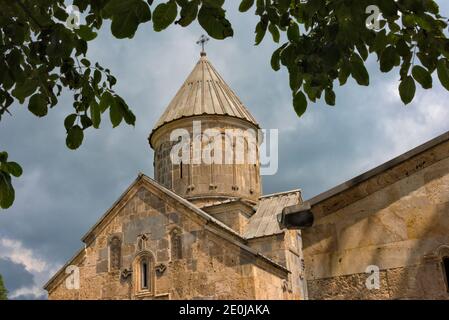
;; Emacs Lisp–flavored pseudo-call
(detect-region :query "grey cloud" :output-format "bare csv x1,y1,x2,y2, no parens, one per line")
0,258,34,293
0,2,448,298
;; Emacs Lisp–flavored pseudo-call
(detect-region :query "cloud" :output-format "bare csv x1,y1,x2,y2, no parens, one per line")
0,257,34,292
0,237,59,299
0,238,48,273
0,1,448,300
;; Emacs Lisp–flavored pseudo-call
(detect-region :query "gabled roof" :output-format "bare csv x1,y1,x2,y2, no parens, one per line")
150,54,259,138
81,173,241,243
308,130,449,218
45,174,289,292
244,190,302,239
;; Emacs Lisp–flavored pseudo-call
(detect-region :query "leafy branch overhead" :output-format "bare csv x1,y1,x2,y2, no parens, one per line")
0,152,22,209
1,0,448,209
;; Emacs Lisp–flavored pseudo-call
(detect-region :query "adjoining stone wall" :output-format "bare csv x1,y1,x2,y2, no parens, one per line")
202,201,254,235
47,183,288,300
303,153,449,300
248,231,307,300
308,262,448,300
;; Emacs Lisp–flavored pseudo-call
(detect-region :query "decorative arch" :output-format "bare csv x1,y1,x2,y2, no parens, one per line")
132,250,155,296
170,228,183,261
109,236,121,271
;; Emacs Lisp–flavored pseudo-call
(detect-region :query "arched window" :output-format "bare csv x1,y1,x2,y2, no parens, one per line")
109,236,121,271
170,229,183,260
133,251,154,295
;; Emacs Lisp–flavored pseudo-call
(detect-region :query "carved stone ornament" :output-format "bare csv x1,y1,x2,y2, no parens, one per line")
155,263,167,275
120,268,132,279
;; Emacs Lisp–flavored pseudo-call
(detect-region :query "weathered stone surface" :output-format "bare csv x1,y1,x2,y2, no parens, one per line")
46,180,292,300
304,143,449,300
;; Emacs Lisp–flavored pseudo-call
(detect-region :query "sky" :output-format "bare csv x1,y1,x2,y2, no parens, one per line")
1,2,449,299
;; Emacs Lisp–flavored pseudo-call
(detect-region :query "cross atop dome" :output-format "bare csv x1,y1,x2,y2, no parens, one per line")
196,34,210,57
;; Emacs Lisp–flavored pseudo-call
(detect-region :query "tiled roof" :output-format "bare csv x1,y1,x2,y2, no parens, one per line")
151,54,259,135
244,190,302,239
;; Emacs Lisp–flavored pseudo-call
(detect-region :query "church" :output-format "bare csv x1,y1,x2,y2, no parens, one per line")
44,51,449,300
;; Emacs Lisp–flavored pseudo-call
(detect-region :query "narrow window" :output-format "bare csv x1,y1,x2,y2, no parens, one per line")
171,230,183,260
141,259,148,290
133,252,154,295
180,161,183,179
109,236,121,271
443,257,449,292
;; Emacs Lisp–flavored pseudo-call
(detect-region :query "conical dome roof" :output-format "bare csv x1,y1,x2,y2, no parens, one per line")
151,54,259,137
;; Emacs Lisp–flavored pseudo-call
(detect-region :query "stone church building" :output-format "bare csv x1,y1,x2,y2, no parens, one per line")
44,53,449,300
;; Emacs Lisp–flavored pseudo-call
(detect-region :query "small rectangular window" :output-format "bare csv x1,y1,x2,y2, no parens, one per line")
141,262,148,289
180,162,183,179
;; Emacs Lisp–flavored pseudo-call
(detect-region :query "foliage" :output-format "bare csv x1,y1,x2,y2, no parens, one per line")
0,274,8,300
1,0,448,208
0,152,22,209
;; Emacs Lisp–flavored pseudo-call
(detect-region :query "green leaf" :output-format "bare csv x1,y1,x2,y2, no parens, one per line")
135,0,152,23
412,65,432,89
0,152,7,162
254,21,267,45
111,10,140,39
177,1,199,27
198,5,233,40
287,23,300,43
268,23,280,43
350,54,369,86
325,88,336,106
338,62,351,86
80,115,93,129
0,172,14,209
99,91,113,113
289,67,302,92
380,46,399,73
64,114,77,131
115,96,136,126
103,0,137,16
80,59,91,67
153,1,178,32
239,0,254,12
66,125,84,150
423,0,439,14
75,25,98,41
90,102,101,129
277,0,291,13
93,69,101,85
28,94,48,117
293,91,307,118
12,79,38,103
271,44,287,71
105,0,151,39
437,59,449,91
4,162,22,177
109,100,123,127
399,76,416,105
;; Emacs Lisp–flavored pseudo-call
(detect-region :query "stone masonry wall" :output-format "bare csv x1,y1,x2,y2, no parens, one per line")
151,116,261,203
47,183,288,300
303,153,449,300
